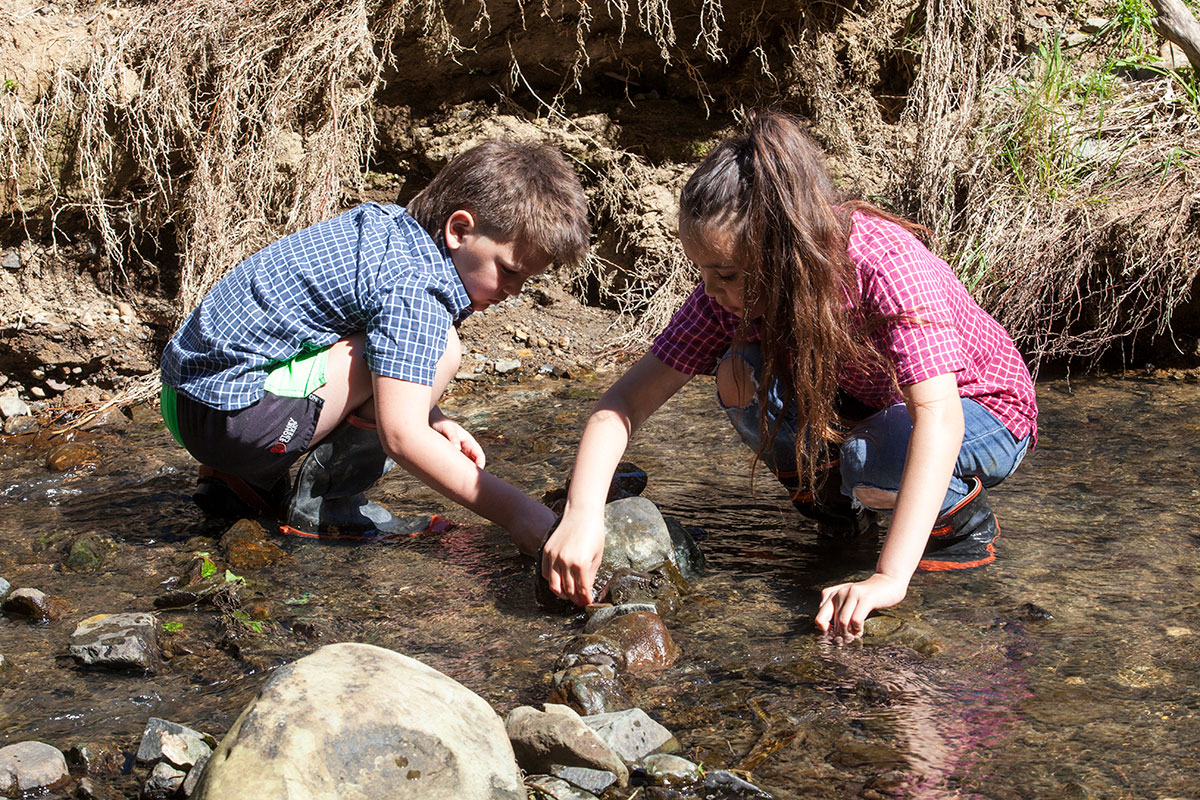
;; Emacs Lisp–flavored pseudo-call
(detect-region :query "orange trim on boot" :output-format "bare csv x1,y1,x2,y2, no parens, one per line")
919,519,1002,571
278,514,454,541
929,477,984,538
197,466,277,517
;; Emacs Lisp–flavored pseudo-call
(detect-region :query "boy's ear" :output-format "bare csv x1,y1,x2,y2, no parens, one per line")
443,209,476,251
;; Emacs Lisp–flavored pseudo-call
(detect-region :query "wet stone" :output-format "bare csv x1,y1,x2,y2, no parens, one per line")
594,498,674,597
0,741,70,796
67,742,126,775
526,775,599,800
642,753,702,786
605,569,680,615
3,587,56,621
582,708,679,763
549,764,619,795
76,775,98,798
549,664,633,716
69,612,160,671
862,614,903,638
1013,601,1054,621
0,577,10,600
828,739,907,769
701,769,772,799
590,611,680,674
607,462,648,502
584,602,659,634
664,516,707,581
46,441,102,471
561,634,627,672
136,718,213,768
182,752,210,797
141,761,186,800
220,518,287,570
4,415,38,435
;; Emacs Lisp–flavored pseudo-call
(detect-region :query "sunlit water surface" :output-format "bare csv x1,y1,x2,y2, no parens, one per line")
1,374,1197,799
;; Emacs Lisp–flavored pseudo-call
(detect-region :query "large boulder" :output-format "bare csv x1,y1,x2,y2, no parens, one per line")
0,741,69,796
191,642,524,800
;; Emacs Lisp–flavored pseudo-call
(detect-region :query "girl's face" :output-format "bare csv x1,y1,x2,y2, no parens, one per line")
681,224,747,317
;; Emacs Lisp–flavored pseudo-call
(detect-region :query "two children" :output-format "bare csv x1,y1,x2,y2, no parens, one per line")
541,112,1037,641
163,115,1036,641
161,141,588,555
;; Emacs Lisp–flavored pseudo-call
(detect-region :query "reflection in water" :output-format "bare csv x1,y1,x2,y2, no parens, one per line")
1,375,1198,798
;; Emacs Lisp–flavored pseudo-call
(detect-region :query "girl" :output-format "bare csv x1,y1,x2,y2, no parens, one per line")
542,112,1037,641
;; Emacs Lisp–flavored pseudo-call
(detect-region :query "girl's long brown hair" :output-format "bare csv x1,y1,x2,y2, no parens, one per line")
679,111,928,491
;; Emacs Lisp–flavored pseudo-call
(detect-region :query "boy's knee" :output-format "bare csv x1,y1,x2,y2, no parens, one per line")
716,355,755,408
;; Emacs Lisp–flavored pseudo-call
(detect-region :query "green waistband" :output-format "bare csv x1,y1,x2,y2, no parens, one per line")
159,384,184,447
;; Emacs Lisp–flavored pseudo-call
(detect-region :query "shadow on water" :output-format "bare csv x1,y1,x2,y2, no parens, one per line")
2,374,1199,798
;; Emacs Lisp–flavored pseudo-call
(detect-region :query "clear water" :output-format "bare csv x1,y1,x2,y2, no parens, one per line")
1,374,1197,799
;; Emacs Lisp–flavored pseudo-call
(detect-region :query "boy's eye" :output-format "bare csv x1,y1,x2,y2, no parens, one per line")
500,264,519,276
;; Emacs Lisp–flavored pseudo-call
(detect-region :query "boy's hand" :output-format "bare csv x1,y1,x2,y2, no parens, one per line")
814,572,908,643
430,417,486,469
541,513,606,606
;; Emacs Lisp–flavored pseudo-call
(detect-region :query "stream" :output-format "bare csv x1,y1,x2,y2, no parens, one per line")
1,373,1198,799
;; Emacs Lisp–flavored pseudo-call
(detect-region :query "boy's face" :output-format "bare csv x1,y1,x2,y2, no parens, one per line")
445,210,549,311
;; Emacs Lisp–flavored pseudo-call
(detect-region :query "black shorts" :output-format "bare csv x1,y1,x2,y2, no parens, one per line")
174,390,323,487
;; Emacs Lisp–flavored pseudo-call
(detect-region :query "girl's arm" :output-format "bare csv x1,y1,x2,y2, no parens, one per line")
543,353,693,605
814,371,963,640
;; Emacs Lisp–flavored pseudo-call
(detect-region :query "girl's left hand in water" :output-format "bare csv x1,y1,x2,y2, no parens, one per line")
815,572,909,643
430,417,486,469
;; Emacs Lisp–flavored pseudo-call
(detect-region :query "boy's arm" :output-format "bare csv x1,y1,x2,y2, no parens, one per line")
374,374,554,555
544,353,693,605
814,372,963,640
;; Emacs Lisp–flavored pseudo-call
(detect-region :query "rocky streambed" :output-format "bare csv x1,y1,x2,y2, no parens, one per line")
2,374,1200,799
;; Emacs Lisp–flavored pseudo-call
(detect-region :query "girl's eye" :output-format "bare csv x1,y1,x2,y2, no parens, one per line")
501,265,519,276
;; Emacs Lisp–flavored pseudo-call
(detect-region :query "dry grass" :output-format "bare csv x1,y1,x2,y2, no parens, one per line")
2,0,1197,367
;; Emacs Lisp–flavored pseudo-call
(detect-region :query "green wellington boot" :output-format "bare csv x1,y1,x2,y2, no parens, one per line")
918,475,1001,571
283,416,426,538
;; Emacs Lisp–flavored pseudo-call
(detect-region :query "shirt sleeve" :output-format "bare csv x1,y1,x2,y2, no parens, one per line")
650,284,736,376
856,236,966,387
365,270,453,386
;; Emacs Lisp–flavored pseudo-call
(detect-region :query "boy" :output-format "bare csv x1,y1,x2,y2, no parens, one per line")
160,140,589,554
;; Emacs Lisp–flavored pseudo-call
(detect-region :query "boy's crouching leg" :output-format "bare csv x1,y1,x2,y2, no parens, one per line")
918,476,1000,571
283,416,435,539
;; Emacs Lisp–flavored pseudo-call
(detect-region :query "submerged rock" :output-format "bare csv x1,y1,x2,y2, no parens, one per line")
701,769,772,798
583,602,659,634
191,642,524,800
219,519,287,570
582,708,678,763
663,516,707,580
0,741,70,796
69,613,160,671
45,441,101,471
67,742,126,776
605,569,681,615
549,764,620,795
505,704,629,786
561,634,627,672
65,534,116,573
589,612,680,674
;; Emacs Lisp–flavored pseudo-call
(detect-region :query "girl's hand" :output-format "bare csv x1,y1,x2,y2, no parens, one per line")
430,417,486,469
814,572,909,643
541,513,606,606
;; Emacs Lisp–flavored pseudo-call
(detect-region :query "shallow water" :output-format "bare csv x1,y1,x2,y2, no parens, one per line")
1,374,1198,799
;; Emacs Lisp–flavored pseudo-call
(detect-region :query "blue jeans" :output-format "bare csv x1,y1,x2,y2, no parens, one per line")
718,343,1029,516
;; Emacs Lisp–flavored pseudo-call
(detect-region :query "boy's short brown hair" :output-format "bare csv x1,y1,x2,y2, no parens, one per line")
406,140,590,269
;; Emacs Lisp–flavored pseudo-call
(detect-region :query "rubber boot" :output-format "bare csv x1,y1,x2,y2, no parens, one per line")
918,475,1000,571
776,460,880,541
193,466,289,520
283,415,406,538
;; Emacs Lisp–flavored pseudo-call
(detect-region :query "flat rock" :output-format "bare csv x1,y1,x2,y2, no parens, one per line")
702,769,772,798
505,704,629,786
526,775,599,800
0,395,30,418
549,764,618,795
141,761,186,800
191,642,524,800
642,752,701,785
69,613,160,671
582,708,678,763
0,741,70,796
